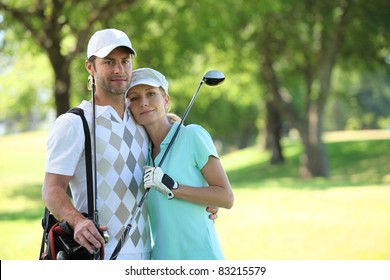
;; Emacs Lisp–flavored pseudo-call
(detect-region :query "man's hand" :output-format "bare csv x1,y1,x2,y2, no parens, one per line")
207,206,219,221
72,217,107,254
143,166,179,199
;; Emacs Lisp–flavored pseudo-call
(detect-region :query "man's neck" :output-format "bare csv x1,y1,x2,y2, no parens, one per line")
94,91,126,118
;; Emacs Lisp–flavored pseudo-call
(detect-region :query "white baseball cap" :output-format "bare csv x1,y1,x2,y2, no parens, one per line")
130,68,169,95
87,28,136,59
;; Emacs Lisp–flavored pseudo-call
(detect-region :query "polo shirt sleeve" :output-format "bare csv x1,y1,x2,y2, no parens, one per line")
45,113,85,176
187,124,219,170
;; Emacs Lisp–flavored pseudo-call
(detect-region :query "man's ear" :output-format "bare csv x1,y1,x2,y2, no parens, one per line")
85,60,94,76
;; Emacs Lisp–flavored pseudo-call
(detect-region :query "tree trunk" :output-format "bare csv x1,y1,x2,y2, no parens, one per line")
260,16,285,165
265,100,284,164
52,60,71,117
298,103,329,178
46,37,71,116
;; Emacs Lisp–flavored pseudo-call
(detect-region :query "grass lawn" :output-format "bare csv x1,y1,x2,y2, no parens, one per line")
216,185,390,259
0,130,389,260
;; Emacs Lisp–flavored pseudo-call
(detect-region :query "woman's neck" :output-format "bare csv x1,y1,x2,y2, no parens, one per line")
145,119,173,159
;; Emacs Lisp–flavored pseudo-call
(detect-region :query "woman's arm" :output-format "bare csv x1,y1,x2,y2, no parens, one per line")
144,156,234,209
173,156,234,209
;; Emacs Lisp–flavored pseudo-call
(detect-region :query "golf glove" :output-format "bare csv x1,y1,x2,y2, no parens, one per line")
143,166,179,199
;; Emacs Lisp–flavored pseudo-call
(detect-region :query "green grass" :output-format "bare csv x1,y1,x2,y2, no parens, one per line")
216,135,390,260
0,130,389,259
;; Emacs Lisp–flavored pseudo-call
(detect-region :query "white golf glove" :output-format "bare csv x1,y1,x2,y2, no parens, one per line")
143,166,179,199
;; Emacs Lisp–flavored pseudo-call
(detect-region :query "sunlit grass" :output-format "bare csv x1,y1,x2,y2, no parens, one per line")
216,185,390,259
217,133,390,259
0,131,47,187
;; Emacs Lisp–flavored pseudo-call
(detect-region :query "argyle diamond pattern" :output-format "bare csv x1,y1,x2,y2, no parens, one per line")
94,109,150,251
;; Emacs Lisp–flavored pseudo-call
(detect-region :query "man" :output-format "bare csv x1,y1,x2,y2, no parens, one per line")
42,28,151,260
42,28,218,260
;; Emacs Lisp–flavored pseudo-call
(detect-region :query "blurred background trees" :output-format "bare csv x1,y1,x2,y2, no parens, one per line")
1,0,389,178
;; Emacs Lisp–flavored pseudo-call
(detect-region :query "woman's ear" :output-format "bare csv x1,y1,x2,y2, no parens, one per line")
164,94,171,108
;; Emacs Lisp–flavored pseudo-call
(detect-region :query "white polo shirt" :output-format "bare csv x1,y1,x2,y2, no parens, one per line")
45,100,151,259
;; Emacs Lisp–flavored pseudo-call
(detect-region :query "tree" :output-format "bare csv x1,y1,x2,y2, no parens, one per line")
1,0,389,168
261,0,390,177
1,0,261,148
0,52,53,133
218,0,390,177
0,0,137,117
121,0,261,149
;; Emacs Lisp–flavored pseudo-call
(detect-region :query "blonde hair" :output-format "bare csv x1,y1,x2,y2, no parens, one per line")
167,113,181,124
161,88,181,124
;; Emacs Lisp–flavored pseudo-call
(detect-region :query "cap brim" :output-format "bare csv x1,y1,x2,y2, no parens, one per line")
130,79,161,89
90,44,136,58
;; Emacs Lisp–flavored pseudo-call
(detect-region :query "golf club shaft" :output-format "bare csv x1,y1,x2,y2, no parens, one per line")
90,76,101,260
158,80,204,166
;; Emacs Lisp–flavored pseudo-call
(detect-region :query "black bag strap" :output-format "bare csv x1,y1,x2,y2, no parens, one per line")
68,107,94,218
40,107,94,259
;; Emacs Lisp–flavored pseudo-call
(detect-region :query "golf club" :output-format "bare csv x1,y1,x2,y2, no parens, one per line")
88,75,103,260
88,75,98,219
109,70,225,260
158,70,225,165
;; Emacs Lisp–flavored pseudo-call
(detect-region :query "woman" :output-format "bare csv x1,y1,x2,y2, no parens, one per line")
127,68,234,260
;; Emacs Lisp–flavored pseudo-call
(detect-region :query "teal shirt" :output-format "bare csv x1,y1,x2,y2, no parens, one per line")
146,122,224,260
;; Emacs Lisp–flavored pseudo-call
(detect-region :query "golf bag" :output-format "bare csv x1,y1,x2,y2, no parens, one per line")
39,107,104,260
40,210,103,260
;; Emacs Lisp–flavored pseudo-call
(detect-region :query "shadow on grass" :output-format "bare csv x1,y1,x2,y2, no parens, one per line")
227,139,389,190
0,182,44,221
11,182,42,201
0,208,44,221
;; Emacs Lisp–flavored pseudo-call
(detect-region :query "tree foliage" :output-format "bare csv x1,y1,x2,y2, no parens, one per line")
0,0,137,117
1,0,389,178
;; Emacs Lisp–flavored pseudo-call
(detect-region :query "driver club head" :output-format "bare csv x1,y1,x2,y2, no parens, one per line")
203,70,225,86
